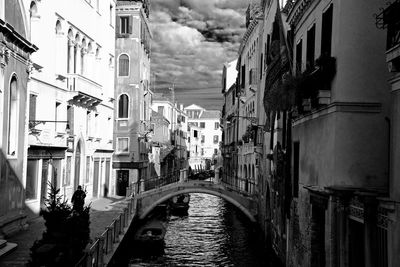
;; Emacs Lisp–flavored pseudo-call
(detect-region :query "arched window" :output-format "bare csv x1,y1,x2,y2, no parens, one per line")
55,20,62,34
30,1,38,18
8,76,18,156
81,38,86,75
118,54,129,76
67,29,73,73
118,94,129,118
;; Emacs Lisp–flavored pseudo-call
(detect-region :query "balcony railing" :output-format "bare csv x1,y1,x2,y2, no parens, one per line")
67,73,102,100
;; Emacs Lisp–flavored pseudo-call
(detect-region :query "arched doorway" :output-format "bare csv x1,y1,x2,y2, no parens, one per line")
74,140,81,189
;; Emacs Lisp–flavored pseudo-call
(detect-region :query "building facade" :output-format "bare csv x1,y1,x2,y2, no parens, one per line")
151,92,189,176
113,0,152,196
0,0,37,238
221,60,238,188
379,1,400,266
184,104,221,170
24,0,115,214
236,3,263,195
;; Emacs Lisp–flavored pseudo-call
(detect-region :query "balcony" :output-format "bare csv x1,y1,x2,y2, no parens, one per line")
249,68,258,91
379,0,400,72
67,73,102,108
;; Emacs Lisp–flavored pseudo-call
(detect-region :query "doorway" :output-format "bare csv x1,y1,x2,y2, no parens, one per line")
74,140,81,189
93,160,99,197
40,160,49,207
116,170,129,196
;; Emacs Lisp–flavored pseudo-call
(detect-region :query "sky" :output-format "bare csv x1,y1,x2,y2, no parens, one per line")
149,0,249,110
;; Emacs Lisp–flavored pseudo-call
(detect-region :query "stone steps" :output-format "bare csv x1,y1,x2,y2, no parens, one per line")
0,239,18,258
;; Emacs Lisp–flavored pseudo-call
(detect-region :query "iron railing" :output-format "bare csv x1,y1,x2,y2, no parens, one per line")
74,198,136,267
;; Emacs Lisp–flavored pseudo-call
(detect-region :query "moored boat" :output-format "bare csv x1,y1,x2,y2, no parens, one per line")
133,220,166,249
168,194,190,216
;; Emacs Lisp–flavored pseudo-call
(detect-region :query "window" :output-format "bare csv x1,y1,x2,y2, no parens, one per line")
109,4,113,26
144,101,147,120
181,116,185,123
55,102,61,132
65,156,72,186
201,135,205,143
296,39,303,74
29,1,38,18
117,137,129,152
85,156,90,184
200,122,205,128
29,94,37,121
86,111,91,136
241,64,246,88
118,94,129,118
194,130,198,138
119,16,131,34
67,105,72,131
321,4,333,57
213,135,219,144
26,160,38,200
157,106,164,116
293,141,300,197
118,54,129,76
266,34,271,66
307,24,316,69
8,77,18,156
94,113,99,136
214,148,218,155
214,122,219,130
201,148,204,156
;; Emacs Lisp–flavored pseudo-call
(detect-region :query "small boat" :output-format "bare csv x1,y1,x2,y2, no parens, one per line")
133,220,166,249
168,194,190,216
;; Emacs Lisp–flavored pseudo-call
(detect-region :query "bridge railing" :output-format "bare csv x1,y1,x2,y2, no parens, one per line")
221,175,257,196
75,198,136,267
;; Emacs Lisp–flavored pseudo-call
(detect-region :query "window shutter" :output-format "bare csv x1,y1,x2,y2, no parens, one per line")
116,16,120,37
128,17,132,34
29,94,37,121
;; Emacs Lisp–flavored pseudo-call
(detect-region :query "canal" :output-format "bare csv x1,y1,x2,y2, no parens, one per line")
111,193,280,266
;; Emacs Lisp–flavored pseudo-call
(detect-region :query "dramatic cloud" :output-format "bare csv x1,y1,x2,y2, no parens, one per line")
149,0,248,110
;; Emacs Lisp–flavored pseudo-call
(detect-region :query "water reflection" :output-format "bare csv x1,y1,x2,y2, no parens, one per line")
129,193,279,267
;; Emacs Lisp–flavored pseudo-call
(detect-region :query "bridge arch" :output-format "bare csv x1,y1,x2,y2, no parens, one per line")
139,188,256,222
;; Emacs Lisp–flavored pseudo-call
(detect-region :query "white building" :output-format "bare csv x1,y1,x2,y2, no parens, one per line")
184,104,221,169
25,0,115,213
187,125,203,170
152,92,189,171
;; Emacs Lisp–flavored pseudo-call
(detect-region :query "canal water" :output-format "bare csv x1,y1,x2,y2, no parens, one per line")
124,193,280,267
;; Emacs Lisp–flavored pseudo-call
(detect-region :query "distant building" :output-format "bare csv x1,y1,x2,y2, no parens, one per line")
0,0,37,237
151,91,188,176
221,59,239,191
184,104,221,170
187,124,203,170
25,0,115,215
113,0,152,196
149,110,170,180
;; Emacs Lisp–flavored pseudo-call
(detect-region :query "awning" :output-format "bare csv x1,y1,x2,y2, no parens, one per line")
28,145,68,159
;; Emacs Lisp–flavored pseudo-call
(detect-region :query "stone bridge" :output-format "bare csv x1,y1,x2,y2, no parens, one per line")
135,180,258,222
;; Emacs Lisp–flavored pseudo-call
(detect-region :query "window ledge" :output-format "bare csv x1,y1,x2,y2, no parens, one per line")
56,132,66,138
115,151,129,155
